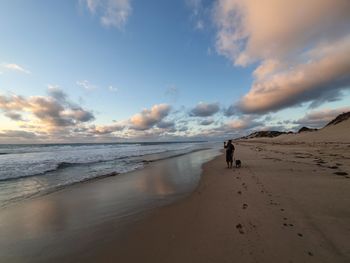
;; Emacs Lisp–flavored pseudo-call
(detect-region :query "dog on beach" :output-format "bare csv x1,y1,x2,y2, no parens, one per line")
235,159,241,168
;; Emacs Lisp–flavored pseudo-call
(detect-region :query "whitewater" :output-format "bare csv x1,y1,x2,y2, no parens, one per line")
0,142,214,207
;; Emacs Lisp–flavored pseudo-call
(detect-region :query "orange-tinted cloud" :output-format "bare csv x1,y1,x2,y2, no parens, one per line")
129,104,171,130
0,88,94,131
215,0,350,113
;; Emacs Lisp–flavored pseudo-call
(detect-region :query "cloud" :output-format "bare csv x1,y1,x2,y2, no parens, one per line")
129,104,172,130
195,20,204,30
237,38,350,113
164,85,179,103
186,0,210,30
225,115,261,130
0,88,95,130
165,85,178,96
108,85,118,92
190,102,220,117
224,104,237,117
76,80,97,90
177,125,188,132
186,0,202,12
294,107,350,128
2,63,30,74
199,118,214,125
89,122,125,135
0,130,38,139
48,85,66,98
157,120,175,129
81,0,132,29
214,0,350,114
4,111,24,121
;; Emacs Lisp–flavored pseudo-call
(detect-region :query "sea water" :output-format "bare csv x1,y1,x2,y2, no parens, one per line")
0,142,215,207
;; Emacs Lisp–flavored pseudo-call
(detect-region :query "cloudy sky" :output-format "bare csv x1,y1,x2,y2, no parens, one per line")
0,0,349,143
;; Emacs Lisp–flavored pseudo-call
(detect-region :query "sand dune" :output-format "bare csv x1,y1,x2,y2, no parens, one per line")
276,118,350,143
246,117,350,144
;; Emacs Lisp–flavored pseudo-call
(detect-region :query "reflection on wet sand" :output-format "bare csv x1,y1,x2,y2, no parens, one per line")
0,148,219,263
136,149,219,197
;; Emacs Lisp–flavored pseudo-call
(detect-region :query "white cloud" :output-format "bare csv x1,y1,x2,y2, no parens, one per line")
2,63,31,74
214,0,350,114
81,0,132,29
108,85,118,92
186,0,202,15
195,20,204,30
76,80,97,90
186,0,209,30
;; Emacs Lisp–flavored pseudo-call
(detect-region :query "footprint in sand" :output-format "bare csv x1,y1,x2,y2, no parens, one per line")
328,166,338,169
334,171,349,177
236,223,244,234
242,203,248,209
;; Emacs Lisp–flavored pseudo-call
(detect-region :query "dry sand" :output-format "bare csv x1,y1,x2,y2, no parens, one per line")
269,117,350,143
92,141,350,263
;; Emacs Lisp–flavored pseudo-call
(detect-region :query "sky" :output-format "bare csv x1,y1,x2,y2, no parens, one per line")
0,0,349,143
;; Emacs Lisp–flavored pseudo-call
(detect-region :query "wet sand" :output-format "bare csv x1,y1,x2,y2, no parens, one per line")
92,141,350,263
0,149,219,263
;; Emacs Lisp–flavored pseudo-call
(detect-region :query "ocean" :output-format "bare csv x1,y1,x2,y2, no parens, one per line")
0,141,216,207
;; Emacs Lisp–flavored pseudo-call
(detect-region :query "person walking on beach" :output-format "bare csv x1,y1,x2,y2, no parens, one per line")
224,140,235,168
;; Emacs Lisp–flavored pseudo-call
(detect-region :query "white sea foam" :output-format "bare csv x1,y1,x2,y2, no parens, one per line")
0,142,214,206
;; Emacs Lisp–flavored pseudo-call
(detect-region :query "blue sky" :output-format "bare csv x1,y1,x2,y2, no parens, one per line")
0,0,349,143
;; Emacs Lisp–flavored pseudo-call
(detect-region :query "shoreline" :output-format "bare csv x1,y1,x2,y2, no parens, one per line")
0,147,215,209
0,148,220,263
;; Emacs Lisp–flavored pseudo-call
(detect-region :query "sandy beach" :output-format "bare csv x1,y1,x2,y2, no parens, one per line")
1,129,350,262
91,140,350,263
